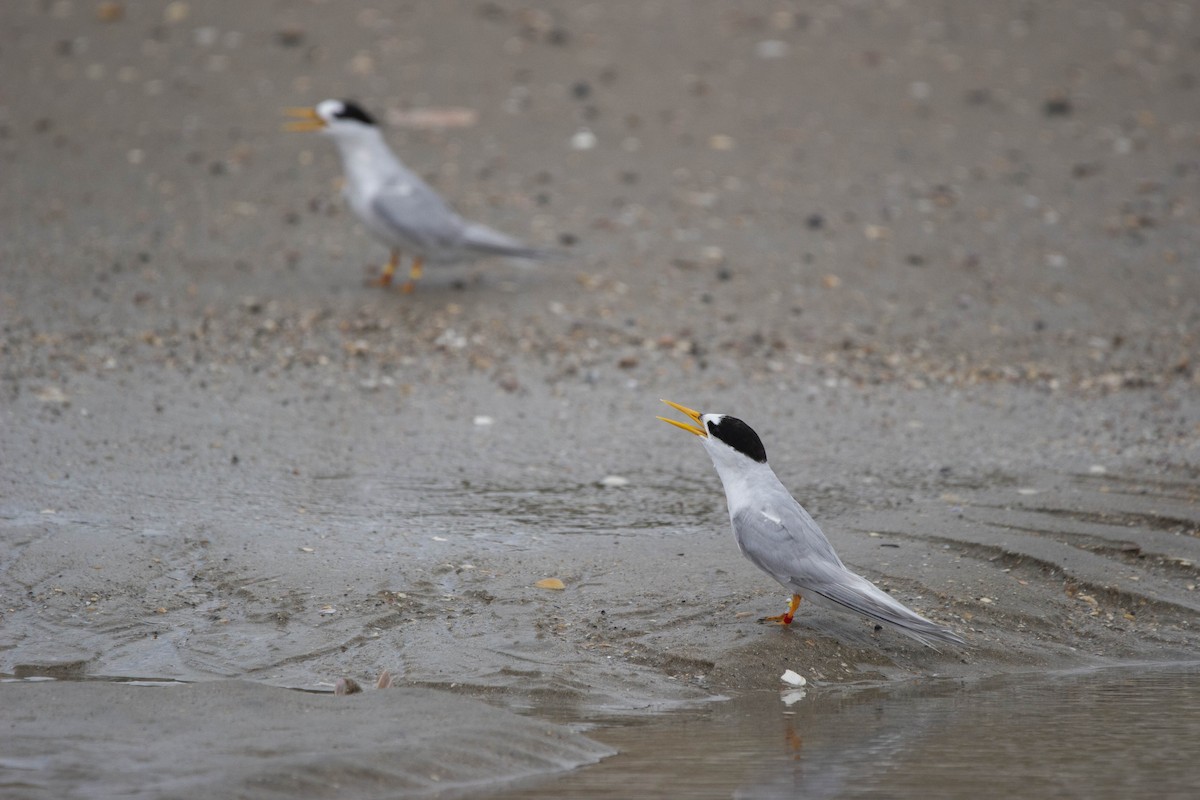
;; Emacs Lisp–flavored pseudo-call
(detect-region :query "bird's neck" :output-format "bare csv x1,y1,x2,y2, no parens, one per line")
710,456,783,513
331,129,400,187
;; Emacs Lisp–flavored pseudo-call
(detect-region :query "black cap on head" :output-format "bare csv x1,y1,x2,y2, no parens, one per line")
707,416,767,463
335,100,377,126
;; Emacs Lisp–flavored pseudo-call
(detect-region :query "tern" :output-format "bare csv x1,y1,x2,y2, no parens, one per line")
659,400,965,648
285,99,548,291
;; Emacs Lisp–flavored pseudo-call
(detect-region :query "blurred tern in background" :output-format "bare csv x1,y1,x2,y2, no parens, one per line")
286,99,548,291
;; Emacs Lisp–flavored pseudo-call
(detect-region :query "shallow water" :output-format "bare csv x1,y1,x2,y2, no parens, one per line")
496,662,1200,799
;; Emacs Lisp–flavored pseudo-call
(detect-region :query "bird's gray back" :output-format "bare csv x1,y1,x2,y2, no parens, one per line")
730,488,848,591
367,172,468,257
732,488,965,646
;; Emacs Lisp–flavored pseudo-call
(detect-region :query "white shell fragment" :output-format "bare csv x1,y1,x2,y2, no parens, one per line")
780,669,807,687
599,475,630,488
755,40,789,59
570,128,597,150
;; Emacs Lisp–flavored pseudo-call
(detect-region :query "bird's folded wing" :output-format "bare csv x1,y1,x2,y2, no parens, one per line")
369,177,465,252
732,502,846,586
805,574,965,646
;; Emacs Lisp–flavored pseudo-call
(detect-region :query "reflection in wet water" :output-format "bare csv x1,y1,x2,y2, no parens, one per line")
308,474,720,549
496,663,1200,799
456,480,717,534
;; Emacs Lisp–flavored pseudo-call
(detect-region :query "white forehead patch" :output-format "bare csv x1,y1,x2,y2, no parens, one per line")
315,99,344,121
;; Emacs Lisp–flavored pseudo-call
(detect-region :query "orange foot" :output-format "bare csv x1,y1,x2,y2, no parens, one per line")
370,249,401,288
758,593,802,626
399,257,424,294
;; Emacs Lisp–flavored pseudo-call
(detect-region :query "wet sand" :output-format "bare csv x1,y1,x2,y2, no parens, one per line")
2,1,1198,796
1,680,614,798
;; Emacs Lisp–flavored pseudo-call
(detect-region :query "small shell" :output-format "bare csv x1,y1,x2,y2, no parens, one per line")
780,669,807,687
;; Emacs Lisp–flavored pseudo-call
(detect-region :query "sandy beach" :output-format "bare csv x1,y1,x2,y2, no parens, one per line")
2,1,1198,796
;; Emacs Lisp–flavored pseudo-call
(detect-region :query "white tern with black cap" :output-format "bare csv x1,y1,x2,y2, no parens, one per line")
659,399,965,648
286,99,548,291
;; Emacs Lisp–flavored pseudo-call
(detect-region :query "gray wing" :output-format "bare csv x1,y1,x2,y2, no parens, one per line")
732,499,846,590
368,175,467,254
459,222,548,260
800,572,966,646
734,499,965,647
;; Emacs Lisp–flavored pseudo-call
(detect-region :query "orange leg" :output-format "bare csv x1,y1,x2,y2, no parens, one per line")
400,256,424,294
375,249,400,288
785,727,804,757
759,593,802,626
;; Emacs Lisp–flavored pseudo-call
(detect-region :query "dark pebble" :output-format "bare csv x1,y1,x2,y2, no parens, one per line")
1043,96,1072,117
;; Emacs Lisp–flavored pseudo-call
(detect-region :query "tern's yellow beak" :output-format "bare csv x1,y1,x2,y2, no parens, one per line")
657,399,707,437
283,106,325,132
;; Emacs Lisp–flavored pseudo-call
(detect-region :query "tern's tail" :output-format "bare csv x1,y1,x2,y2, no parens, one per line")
807,573,966,649
462,223,554,261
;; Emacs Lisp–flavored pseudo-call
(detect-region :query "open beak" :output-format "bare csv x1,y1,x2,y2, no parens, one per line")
657,399,707,438
283,106,325,132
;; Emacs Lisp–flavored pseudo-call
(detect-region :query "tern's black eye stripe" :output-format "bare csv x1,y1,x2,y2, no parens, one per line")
707,416,767,463
335,100,377,126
